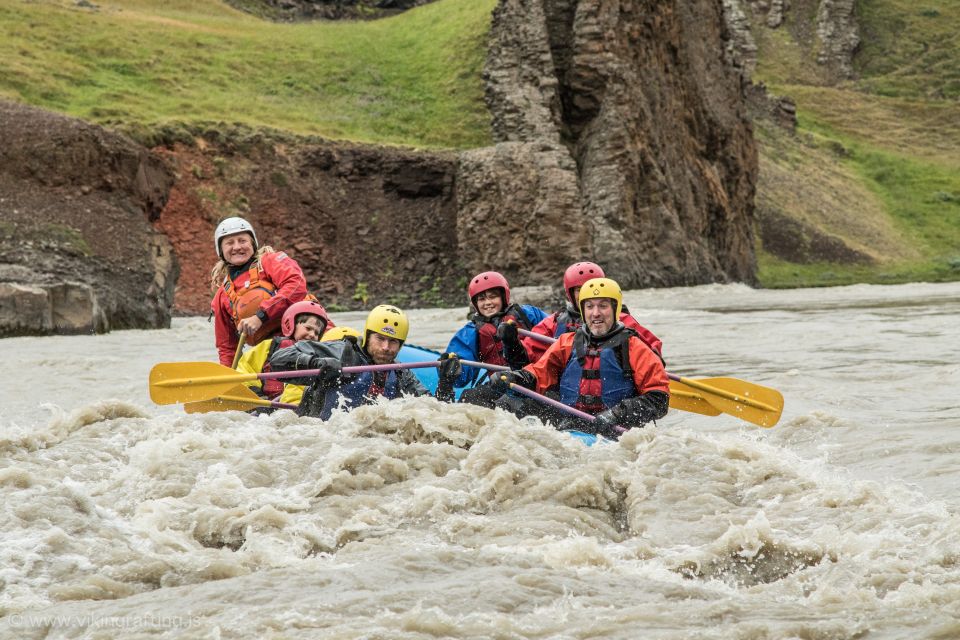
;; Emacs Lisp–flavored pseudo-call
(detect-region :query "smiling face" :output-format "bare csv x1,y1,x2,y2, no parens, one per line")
473,288,504,317
292,315,325,342
219,233,255,266
366,332,402,364
583,298,615,336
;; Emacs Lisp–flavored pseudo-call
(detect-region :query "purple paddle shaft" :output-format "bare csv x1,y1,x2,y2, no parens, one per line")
518,328,555,344
507,382,596,422
257,360,440,382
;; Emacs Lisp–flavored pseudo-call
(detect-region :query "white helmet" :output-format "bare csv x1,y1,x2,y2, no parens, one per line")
214,217,258,260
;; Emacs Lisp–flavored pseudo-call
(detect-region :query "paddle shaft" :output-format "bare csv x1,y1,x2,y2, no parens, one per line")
231,335,247,369
153,360,441,389
461,359,509,372
518,328,554,344
507,381,594,421
213,394,298,410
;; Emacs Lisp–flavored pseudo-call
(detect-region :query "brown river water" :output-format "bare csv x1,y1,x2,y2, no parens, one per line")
1,282,959,639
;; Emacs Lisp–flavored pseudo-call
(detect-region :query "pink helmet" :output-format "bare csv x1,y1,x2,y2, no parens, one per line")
281,300,331,337
468,271,510,310
563,262,605,303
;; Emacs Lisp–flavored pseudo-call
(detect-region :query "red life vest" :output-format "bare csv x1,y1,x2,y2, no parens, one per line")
259,336,295,398
223,262,278,344
473,304,534,366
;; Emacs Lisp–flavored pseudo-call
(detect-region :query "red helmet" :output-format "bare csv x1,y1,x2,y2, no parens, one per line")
563,262,605,304
281,300,331,337
468,271,510,310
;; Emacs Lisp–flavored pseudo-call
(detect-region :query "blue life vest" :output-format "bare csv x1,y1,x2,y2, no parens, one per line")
558,328,636,413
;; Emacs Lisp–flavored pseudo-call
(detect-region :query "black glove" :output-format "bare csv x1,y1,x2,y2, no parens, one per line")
437,352,462,382
435,353,461,403
611,392,670,428
496,320,519,344
497,320,530,369
492,369,535,393
308,357,342,387
590,410,623,439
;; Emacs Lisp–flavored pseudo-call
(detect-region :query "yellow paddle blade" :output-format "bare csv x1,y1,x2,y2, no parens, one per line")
669,380,722,416
676,376,784,428
149,361,259,405
183,385,271,414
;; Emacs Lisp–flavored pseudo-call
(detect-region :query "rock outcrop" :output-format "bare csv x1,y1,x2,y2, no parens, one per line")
464,0,759,288
815,0,859,79
0,101,178,337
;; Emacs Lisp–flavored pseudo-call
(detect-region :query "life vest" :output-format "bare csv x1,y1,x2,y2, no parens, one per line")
223,261,278,343
317,370,401,420
473,303,534,366
558,326,638,414
260,336,295,399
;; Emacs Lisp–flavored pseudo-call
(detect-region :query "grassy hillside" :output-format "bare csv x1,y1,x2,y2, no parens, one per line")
751,0,960,287
0,0,494,148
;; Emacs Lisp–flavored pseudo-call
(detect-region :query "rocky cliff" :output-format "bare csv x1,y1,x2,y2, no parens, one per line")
470,0,759,288
0,101,177,337
1,0,763,334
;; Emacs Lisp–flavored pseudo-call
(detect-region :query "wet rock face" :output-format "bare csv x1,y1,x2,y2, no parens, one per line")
471,0,759,288
0,282,108,337
0,100,178,336
456,142,587,286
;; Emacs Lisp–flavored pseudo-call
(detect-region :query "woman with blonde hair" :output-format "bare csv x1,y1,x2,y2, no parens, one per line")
210,217,308,366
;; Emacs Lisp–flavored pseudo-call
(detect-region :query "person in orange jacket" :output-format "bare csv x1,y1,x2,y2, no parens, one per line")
497,277,669,439
522,262,664,364
210,217,309,366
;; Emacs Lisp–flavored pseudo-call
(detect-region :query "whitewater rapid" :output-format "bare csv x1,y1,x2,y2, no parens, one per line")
2,282,959,639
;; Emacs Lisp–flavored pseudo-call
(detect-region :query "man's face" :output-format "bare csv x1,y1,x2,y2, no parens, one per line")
583,298,615,336
366,332,402,364
220,233,255,266
473,288,504,317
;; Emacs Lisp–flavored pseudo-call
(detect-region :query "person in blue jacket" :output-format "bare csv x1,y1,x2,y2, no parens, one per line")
443,271,547,408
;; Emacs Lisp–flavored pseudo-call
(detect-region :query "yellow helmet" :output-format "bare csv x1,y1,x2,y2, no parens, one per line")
363,304,409,345
321,326,361,342
578,277,622,318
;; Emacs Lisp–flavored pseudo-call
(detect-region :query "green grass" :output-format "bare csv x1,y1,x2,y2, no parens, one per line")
856,0,960,98
0,0,495,148
746,0,960,287
757,105,960,287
